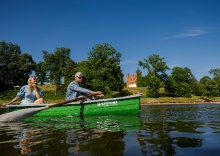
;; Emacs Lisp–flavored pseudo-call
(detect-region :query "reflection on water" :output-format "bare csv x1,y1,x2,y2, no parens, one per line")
0,115,140,155
0,122,55,155
139,104,220,156
0,104,220,155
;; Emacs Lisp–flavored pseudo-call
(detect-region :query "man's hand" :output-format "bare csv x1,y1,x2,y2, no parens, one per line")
92,91,102,95
97,94,104,98
1,103,8,108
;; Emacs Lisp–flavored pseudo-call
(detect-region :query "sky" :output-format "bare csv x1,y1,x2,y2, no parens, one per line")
1,0,220,81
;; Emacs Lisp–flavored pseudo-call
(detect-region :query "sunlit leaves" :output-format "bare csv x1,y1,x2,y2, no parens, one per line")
86,43,124,93
42,47,71,89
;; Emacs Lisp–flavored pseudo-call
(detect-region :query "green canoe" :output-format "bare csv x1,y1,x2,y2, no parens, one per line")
7,94,142,117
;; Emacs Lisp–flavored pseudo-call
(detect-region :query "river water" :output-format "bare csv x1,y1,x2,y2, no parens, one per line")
0,104,220,156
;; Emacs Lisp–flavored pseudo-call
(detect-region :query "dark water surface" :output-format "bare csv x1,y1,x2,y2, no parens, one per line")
1,104,220,156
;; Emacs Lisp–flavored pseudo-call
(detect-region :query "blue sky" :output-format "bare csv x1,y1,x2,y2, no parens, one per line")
1,0,220,81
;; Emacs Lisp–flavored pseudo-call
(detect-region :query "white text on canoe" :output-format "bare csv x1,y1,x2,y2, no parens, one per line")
97,101,118,107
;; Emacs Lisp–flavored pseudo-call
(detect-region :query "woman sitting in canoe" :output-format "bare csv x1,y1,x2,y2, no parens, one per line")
66,72,104,101
2,76,45,107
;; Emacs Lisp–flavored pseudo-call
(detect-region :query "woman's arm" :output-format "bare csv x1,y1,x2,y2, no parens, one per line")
32,83,42,99
1,96,20,107
34,86,41,99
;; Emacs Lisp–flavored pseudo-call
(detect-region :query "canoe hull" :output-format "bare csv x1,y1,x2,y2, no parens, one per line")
7,94,142,117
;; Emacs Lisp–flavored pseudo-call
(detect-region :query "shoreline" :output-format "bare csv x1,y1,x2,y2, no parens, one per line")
141,101,220,106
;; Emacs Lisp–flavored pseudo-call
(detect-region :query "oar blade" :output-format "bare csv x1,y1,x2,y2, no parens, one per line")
0,107,48,122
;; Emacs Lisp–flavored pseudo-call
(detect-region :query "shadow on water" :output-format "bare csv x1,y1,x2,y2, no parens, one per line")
1,104,220,155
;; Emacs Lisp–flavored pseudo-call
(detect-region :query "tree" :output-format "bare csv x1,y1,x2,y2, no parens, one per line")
200,76,211,85
85,43,124,93
146,75,161,98
174,82,192,97
43,47,71,91
0,41,35,87
0,41,21,85
136,68,150,87
209,68,220,78
136,68,145,87
64,59,77,85
165,67,193,97
205,79,219,97
195,76,211,96
138,54,170,97
35,61,48,85
212,76,220,96
170,67,191,82
136,68,142,77
138,54,170,78
16,53,36,85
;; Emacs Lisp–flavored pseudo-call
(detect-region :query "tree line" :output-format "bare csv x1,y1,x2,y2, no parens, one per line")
0,41,220,97
137,54,220,97
0,41,124,95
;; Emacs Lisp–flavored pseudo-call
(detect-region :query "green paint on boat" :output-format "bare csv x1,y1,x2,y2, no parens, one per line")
7,94,142,117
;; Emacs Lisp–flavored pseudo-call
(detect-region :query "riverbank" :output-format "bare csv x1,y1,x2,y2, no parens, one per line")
141,101,220,106
1,86,220,105
2,97,220,106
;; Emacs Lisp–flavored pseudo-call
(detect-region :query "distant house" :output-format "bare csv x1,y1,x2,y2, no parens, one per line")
126,74,137,87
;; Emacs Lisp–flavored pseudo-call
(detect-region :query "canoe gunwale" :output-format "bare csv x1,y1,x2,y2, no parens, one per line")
7,94,142,108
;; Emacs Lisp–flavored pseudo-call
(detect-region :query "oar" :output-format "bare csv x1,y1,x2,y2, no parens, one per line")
0,93,97,122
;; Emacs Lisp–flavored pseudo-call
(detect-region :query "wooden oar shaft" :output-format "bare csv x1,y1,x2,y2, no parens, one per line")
48,93,97,108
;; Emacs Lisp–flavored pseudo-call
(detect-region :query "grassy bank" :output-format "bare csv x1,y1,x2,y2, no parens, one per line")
124,87,220,104
1,85,220,104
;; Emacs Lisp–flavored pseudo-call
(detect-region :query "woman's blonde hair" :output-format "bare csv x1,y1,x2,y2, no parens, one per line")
28,76,37,93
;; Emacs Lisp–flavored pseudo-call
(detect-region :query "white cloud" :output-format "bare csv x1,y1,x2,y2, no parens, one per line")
168,28,207,39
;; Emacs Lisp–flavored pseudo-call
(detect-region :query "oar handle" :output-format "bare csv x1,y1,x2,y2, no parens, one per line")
48,93,98,108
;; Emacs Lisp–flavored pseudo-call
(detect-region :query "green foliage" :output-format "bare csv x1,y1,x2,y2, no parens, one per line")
35,61,48,85
209,68,220,77
191,83,205,96
64,59,77,85
146,75,161,98
198,76,220,97
164,76,176,94
43,90,66,100
113,90,131,97
1,40,220,99
205,79,220,97
171,67,190,82
214,76,220,96
199,76,211,85
173,82,192,98
136,75,148,87
136,68,142,77
138,54,170,77
0,41,35,86
84,43,124,93
42,47,72,90
138,54,169,97
165,67,195,97
0,90,18,100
